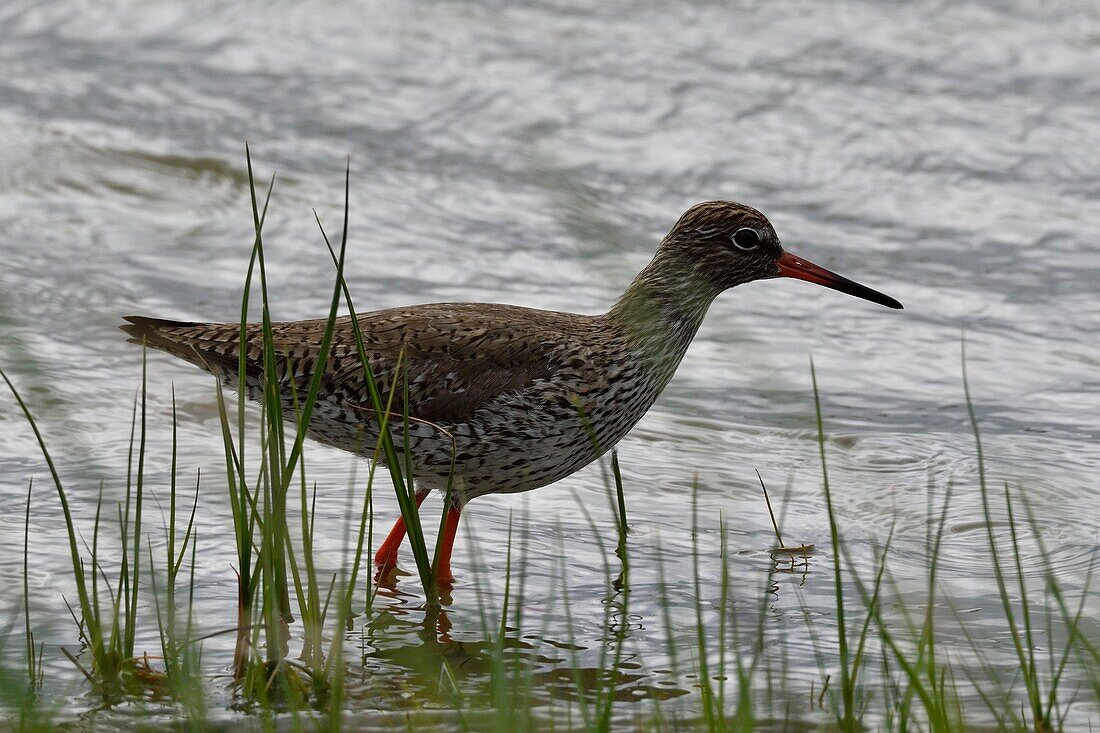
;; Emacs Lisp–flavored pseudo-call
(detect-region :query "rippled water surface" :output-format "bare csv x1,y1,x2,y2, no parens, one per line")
1,0,1098,728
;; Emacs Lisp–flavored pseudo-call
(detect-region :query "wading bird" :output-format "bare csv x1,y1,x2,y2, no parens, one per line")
122,201,902,583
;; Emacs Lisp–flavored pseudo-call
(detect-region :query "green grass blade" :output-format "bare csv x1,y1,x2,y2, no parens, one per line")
0,368,102,660
809,360,854,730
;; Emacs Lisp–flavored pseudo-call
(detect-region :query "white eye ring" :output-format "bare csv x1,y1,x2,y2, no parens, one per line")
731,227,761,250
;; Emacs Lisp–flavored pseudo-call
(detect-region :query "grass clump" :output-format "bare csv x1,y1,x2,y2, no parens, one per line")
0,353,162,702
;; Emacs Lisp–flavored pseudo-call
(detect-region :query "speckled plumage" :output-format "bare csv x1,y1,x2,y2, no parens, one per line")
121,201,899,513
127,303,642,505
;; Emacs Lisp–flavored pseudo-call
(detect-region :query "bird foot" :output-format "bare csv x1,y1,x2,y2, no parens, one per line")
434,566,455,586
374,552,399,572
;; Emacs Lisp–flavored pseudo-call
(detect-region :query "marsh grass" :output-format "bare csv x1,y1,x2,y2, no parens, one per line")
0,350,162,702
0,153,1097,730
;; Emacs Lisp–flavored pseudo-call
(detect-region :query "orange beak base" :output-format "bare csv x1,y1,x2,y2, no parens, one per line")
777,252,903,309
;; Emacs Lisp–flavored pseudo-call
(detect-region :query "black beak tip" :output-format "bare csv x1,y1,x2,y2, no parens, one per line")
859,284,903,310
854,286,904,310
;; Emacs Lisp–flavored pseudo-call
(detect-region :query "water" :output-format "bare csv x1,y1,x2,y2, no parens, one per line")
0,0,1098,727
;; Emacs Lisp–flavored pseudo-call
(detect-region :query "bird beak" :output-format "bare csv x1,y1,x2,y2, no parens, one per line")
777,252,903,309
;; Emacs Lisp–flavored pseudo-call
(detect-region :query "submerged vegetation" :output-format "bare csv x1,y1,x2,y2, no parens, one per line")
0,152,1096,731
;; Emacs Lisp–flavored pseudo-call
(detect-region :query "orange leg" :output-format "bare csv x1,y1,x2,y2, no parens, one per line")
434,506,462,585
373,490,429,570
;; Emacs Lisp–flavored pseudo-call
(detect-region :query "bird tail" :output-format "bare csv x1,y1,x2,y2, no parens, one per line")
119,315,243,377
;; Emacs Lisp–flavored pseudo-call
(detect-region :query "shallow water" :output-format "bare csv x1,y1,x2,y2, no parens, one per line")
0,0,1098,728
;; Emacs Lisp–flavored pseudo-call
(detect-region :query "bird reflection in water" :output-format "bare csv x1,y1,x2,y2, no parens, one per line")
346,558,689,709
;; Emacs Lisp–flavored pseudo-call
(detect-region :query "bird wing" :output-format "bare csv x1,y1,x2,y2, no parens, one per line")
121,303,576,425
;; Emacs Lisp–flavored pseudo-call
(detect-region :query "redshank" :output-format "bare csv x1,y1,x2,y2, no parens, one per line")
121,201,902,582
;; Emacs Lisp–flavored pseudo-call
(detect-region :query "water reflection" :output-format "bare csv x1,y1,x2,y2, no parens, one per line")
350,559,692,711
768,547,814,598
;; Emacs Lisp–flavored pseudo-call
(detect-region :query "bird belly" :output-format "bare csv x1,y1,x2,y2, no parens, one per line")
292,381,654,504
274,351,668,506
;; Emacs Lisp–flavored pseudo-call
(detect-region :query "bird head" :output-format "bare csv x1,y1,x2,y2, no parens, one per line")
661,201,903,309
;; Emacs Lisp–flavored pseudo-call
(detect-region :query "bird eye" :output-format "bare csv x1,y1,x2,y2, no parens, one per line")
731,227,761,250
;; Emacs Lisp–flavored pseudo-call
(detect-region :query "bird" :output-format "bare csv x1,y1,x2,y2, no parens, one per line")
121,201,902,583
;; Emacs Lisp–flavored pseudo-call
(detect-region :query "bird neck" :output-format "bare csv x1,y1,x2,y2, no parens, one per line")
606,251,721,383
